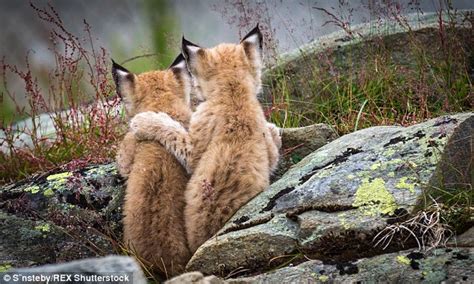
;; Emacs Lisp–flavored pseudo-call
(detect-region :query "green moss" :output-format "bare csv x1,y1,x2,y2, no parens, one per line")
396,177,416,193
396,255,411,265
353,178,398,216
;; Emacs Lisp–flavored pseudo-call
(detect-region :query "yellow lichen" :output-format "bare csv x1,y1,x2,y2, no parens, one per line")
319,275,329,282
396,255,411,265
407,161,418,168
34,223,50,232
0,264,12,272
338,213,353,230
383,148,396,156
396,177,416,193
353,178,398,216
370,162,381,170
387,172,395,178
46,172,72,181
43,188,55,197
25,185,40,194
387,158,403,165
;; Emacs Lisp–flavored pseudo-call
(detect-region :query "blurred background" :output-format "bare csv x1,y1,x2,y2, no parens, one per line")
1,0,473,115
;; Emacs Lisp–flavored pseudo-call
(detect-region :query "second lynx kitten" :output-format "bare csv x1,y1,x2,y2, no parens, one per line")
131,25,281,252
114,54,192,275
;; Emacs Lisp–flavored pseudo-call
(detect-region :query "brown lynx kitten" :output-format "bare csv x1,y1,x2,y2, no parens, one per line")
113,54,192,276
130,25,281,252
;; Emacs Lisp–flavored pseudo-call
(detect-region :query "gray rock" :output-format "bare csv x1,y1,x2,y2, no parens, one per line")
169,247,473,283
261,10,473,102
11,255,147,284
450,227,474,248
0,163,124,267
230,247,473,283
275,124,338,181
187,113,473,276
166,272,224,284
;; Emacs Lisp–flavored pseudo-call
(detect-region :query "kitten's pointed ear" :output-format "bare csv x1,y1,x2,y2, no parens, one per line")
112,59,135,98
241,23,263,50
111,59,135,113
241,24,263,70
169,53,192,106
169,53,187,70
181,36,202,69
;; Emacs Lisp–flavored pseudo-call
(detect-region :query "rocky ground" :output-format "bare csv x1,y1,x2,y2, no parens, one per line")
1,10,473,284
2,113,472,283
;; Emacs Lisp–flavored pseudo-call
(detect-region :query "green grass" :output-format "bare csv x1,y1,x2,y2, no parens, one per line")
265,25,473,135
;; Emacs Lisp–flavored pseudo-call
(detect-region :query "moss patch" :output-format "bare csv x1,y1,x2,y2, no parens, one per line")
353,178,398,216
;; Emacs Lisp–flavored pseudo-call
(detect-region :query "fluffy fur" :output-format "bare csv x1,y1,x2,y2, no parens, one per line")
114,55,192,276
130,26,281,252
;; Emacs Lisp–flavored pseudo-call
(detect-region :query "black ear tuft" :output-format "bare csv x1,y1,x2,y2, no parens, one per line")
241,23,262,49
170,53,191,79
111,59,133,98
112,59,130,75
181,36,201,61
169,53,186,68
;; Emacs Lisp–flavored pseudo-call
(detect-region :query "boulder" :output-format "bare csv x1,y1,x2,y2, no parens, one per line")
262,10,473,102
169,247,473,283
187,113,473,276
0,164,124,267
11,255,147,284
275,124,338,180
230,247,473,283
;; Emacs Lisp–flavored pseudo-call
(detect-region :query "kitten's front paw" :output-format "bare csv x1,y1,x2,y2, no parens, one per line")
130,111,181,141
130,111,160,140
267,123,282,150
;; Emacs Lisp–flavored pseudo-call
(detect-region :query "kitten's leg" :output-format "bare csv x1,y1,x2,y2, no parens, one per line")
130,111,193,173
116,132,136,178
266,122,282,173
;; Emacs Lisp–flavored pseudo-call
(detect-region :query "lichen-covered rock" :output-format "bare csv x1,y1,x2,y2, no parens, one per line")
187,113,473,276
0,163,124,267
170,247,473,283
275,124,338,180
12,255,147,284
229,247,473,283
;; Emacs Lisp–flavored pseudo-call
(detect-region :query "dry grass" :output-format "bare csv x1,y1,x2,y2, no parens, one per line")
374,199,454,252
